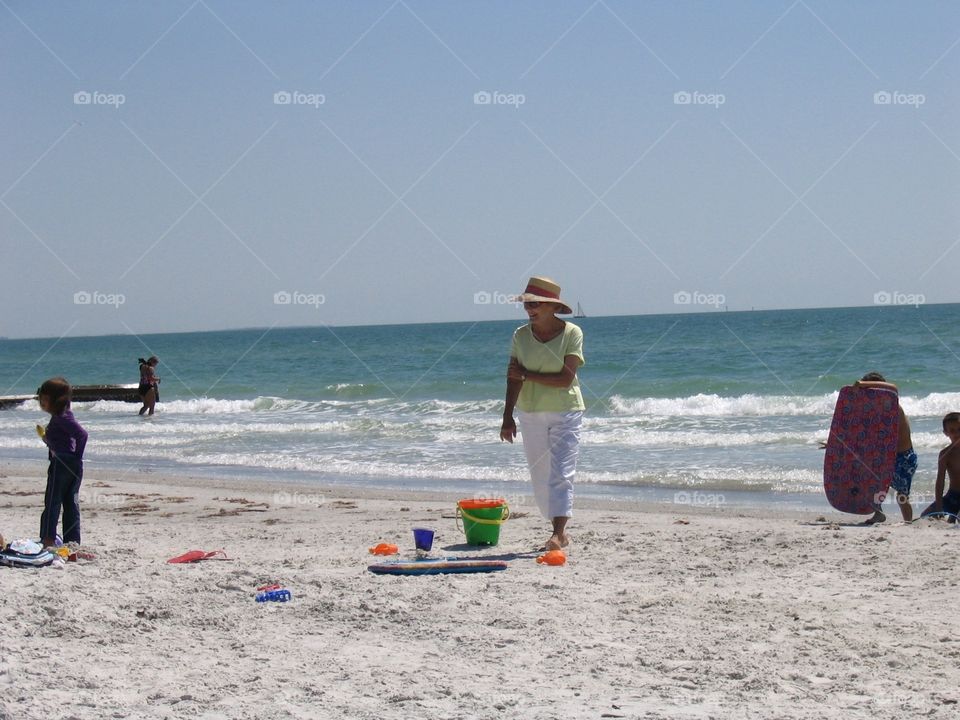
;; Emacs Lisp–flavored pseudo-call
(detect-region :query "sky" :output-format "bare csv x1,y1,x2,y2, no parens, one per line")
1,0,958,339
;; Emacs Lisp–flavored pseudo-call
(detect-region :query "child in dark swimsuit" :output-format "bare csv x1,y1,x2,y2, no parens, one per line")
137,356,160,416
921,412,960,521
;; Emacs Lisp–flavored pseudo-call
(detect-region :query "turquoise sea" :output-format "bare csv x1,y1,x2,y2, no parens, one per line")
1,304,958,510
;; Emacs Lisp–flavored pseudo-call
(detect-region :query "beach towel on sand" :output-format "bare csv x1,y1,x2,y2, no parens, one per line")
166,549,231,564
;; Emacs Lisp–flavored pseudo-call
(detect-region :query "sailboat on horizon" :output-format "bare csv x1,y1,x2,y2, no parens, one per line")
574,301,586,318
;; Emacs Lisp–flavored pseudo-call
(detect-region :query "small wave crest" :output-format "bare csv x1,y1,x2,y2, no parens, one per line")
63,395,503,417
583,429,820,447
605,393,838,417
606,392,960,418
324,383,381,398
577,467,822,493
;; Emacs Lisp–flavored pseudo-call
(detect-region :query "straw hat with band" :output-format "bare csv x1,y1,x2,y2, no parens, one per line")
515,276,573,315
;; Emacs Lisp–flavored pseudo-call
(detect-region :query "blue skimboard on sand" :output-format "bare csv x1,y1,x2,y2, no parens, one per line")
368,558,508,576
823,385,899,515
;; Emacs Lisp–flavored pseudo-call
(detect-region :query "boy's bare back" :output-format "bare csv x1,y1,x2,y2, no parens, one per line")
940,437,960,493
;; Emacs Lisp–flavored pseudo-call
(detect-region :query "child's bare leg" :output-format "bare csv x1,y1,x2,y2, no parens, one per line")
897,492,913,522
546,516,569,550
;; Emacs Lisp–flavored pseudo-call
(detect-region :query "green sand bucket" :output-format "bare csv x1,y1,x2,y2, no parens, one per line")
456,498,510,546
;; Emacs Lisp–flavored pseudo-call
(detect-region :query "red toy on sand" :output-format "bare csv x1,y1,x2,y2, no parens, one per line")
536,550,566,566
167,549,231,564
368,543,399,556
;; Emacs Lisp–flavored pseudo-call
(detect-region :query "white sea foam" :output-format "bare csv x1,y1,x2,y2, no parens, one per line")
56,395,501,417
3,388,955,499
8,390,955,420
606,392,960,418
574,467,822,493
582,429,821,447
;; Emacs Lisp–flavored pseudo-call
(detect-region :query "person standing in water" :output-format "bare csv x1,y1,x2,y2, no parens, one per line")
500,276,585,551
137,356,160,416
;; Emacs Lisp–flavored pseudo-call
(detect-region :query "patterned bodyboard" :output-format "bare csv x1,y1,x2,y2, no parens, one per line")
823,385,899,514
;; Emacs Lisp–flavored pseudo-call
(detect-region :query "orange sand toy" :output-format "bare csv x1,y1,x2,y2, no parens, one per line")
536,550,566,566
368,543,399,556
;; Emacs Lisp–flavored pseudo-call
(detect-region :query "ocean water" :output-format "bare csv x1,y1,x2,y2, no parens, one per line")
1,304,958,509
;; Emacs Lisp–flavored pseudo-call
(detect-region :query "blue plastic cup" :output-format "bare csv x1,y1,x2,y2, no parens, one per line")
412,527,435,552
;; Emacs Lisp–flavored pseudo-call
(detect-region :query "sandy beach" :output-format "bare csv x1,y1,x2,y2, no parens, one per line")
1,460,958,720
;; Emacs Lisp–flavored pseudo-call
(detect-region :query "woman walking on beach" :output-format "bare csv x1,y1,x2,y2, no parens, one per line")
500,276,585,551
137,356,160,416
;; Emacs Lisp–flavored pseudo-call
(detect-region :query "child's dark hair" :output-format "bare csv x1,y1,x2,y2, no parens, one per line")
138,356,158,367
861,372,886,382
943,412,960,429
37,377,71,415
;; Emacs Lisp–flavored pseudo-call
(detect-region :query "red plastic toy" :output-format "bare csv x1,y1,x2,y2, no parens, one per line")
368,543,399,556
166,549,231,564
536,550,566,566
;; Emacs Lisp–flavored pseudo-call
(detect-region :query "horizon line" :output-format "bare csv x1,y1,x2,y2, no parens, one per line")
0,301,954,342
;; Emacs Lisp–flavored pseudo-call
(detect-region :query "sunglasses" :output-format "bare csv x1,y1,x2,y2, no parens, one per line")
523,301,542,309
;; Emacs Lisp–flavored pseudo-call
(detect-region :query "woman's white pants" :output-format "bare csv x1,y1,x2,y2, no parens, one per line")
518,410,583,520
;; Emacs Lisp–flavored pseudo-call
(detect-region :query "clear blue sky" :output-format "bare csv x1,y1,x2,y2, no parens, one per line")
2,1,958,338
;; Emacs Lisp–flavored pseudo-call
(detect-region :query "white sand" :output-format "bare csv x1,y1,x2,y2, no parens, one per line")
1,460,958,720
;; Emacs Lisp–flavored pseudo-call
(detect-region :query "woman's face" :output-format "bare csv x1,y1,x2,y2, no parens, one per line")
524,301,560,319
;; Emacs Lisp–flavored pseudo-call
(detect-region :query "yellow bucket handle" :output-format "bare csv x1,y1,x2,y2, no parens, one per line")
456,503,510,533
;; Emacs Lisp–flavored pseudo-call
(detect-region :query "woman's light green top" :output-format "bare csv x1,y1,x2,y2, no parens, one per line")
511,321,585,413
